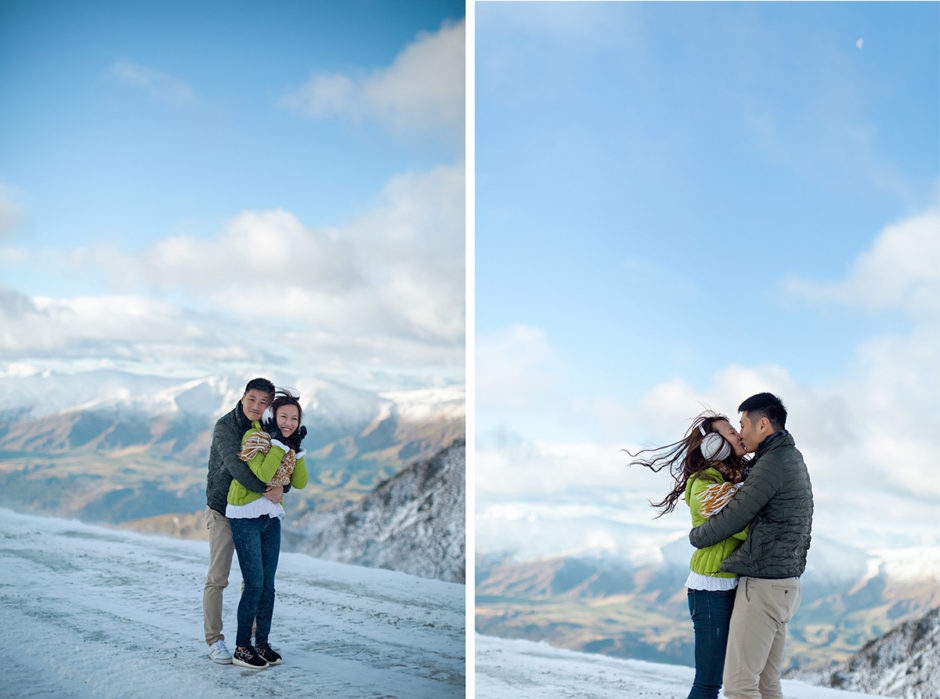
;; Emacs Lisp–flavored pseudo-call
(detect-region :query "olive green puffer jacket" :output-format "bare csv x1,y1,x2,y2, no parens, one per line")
205,403,268,515
689,432,813,579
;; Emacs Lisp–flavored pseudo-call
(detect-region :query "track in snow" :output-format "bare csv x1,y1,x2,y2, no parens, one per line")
0,508,464,698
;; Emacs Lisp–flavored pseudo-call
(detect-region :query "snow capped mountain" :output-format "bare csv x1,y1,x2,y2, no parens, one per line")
813,607,940,699
382,386,466,422
0,368,465,463
0,367,184,418
476,528,940,673
476,509,686,567
289,440,466,583
0,368,464,529
0,368,465,427
475,500,940,595
868,548,940,584
295,376,390,429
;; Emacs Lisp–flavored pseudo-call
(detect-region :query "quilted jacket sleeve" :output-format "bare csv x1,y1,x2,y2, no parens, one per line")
216,418,267,494
290,455,308,490
690,457,780,549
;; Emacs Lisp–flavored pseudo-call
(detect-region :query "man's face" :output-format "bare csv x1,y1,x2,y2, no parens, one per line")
739,412,763,453
241,389,272,422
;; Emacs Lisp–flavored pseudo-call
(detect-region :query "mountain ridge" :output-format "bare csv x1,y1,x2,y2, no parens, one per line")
288,439,466,583
476,538,940,672
0,369,464,524
799,606,940,699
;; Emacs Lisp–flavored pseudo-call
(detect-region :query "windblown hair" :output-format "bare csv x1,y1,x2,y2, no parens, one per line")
625,411,748,518
263,388,304,450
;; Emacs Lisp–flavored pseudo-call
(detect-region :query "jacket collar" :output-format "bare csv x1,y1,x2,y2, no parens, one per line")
755,429,790,458
233,401,251,431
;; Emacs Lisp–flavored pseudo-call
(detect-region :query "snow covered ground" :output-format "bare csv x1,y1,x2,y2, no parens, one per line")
0,508,464,698
474,634,889,699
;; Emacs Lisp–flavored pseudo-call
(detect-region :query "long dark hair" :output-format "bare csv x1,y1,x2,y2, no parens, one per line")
625,411,748,518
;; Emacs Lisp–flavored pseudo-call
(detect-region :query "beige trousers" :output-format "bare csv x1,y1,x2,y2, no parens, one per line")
203,506,234,645
723,576,801,699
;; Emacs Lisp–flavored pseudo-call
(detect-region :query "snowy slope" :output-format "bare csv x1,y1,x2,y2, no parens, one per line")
0,508,464,698
815,607,940,699
475,634,889,699
290,440,466,583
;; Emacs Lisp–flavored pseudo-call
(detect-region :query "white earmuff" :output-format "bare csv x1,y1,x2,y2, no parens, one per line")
699,424,731,461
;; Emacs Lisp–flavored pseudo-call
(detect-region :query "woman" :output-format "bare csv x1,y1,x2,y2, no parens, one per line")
628,412,748,699
226,389,309,670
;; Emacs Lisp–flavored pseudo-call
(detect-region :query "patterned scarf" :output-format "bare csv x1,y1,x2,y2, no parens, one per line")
239,430,296,487
695,481,743,519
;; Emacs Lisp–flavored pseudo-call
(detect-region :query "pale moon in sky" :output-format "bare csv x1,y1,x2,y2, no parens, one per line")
857,37,864,50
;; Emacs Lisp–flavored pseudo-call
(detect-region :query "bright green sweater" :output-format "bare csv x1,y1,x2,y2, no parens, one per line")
227,422,308,506
685,468,747,578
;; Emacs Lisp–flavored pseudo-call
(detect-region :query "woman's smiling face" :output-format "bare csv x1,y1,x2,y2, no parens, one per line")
276,404,300,438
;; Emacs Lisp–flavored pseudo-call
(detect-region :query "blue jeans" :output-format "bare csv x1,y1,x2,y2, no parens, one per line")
230,515,281,649
687,588,736,699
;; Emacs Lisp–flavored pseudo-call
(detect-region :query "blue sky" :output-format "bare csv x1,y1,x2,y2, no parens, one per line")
475,2,939,552
0,0,464,389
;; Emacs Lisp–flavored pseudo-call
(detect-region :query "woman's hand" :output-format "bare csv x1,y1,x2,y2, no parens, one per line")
263,484,284,503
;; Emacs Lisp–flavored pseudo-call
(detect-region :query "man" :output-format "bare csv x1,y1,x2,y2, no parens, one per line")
203,377,284,664
689,392,813,698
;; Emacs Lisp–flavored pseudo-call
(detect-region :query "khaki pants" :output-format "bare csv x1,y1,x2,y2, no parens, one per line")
203,506,234,646
723,576,801,699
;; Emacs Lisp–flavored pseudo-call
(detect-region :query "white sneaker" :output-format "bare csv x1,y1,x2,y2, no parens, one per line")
208,638,233,664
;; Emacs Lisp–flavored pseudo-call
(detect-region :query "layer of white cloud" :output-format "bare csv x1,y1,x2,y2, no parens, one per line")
107,59,194,106
0,164,464,387
73,208,360,298
784,207,940,316
281,19,464,141
476,325,557,409
477,206,940,553
0,287,275,369
477,397,938,555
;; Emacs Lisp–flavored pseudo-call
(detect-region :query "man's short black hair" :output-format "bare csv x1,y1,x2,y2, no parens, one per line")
244,377,275,396
738,392,787,431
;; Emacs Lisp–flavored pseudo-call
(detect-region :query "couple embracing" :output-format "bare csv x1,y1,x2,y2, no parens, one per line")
202,378,309,670
632,392,813,699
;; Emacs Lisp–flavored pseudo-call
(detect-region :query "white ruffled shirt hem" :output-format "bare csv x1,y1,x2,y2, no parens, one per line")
686,571,739,591
226,497,284,520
